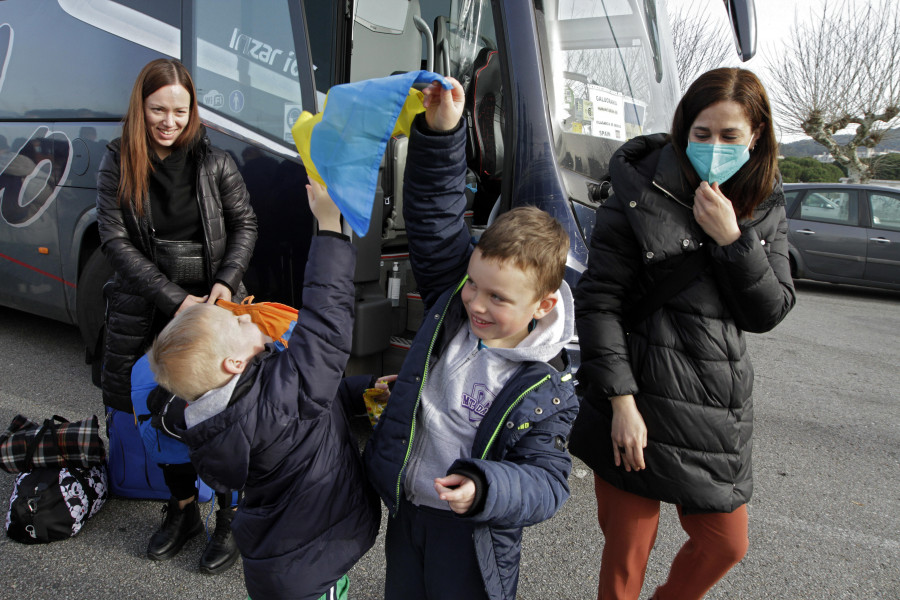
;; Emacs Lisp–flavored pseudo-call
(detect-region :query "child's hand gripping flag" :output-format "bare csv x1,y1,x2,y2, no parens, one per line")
291,70,452,236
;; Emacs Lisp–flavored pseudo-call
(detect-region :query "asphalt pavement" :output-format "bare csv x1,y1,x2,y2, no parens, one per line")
0,280,898,599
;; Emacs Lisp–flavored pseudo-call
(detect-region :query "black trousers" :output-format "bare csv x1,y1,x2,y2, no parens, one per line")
384,496,489,600
161,462,232,507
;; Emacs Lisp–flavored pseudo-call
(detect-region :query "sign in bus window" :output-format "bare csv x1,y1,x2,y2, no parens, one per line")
193,0,305,145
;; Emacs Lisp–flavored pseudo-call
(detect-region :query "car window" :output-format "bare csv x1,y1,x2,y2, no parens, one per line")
798,190,857,225
784,190,801,215
869,192,900,232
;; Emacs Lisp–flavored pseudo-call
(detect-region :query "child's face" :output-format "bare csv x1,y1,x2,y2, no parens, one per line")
461,249,556,349
215,307,272,367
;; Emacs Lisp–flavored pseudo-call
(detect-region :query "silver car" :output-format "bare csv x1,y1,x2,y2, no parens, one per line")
785,183,900,291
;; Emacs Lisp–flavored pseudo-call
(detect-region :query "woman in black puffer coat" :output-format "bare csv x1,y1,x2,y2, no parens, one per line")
572,68,795,600
96,59,256,574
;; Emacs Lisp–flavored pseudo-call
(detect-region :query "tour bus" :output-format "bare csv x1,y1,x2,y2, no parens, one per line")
0,0,756,382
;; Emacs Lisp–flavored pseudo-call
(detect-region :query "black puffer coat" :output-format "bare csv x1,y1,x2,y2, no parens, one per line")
571,134,795,513
96,131,257,411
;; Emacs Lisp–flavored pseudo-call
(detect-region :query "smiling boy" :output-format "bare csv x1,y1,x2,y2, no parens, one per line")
363,77,580,600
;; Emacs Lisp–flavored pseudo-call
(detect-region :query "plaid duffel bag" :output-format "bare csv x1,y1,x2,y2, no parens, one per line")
0,415,106,473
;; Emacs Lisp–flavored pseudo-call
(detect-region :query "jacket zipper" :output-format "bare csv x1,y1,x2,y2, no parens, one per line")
393,276,469,513
194,147,212,283
479,374,551,460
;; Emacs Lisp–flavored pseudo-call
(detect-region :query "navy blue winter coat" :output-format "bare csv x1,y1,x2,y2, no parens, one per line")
363,116,579,600
176,235,380,600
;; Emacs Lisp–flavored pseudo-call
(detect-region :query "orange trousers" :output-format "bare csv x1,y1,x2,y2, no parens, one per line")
594,475,748,600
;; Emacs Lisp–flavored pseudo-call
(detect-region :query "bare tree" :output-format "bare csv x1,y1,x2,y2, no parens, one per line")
668,0,732,91
766,0,900,183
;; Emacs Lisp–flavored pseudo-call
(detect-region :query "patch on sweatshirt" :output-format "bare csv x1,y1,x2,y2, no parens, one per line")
461,382,495,425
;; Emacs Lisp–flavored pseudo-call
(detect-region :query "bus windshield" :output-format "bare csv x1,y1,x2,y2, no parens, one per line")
537,0,680,189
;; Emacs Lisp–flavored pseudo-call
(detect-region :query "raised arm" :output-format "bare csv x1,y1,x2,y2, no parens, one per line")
276,180,356,413
403,78,473,307
709,204,796,333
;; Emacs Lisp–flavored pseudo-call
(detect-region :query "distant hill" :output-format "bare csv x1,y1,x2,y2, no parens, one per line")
779,128,900,157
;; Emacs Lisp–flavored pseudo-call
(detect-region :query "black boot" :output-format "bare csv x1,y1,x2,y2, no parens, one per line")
147,496,202,561
199,507,239,575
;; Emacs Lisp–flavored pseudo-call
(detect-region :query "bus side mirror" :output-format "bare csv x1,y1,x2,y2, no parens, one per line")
724,0,757,62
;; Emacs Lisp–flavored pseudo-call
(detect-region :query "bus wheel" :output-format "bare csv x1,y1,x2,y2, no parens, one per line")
76,248,113,387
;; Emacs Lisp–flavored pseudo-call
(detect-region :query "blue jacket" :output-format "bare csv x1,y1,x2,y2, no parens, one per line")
173,235,380,600
363,116,579,600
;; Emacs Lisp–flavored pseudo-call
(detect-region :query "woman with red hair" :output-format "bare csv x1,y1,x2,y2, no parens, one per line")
97,58,257,574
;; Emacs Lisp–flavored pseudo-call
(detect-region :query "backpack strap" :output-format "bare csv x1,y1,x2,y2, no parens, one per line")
23,420,52,472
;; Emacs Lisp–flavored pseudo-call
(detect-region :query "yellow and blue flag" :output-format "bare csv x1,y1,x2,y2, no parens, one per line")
292,70,452,236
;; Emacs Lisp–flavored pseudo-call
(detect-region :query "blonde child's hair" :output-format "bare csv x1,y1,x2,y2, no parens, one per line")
148,303,234,401
476,206,569,299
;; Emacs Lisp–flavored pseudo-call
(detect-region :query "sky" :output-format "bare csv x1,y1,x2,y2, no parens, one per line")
682,0,813,143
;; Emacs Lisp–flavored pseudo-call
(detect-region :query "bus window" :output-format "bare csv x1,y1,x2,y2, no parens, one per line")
192,0,309,145
429,0,497,87
2,0,165,118
350,0,422,82
536,0,680,188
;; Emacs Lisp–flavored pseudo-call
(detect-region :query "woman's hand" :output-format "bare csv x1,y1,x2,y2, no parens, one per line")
306,178,342,233
610,394,648,472
176,294,208,315
422,76,465,132
206,282,232,304
693,181,742,246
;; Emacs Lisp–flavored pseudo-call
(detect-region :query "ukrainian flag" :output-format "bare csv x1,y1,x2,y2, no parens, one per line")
292,70,452,236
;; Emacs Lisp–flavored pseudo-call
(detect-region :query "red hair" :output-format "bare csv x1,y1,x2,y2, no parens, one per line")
118,59,201,215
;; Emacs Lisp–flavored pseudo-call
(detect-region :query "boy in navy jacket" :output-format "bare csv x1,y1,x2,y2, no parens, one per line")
148,181,380,600
363,77,580,600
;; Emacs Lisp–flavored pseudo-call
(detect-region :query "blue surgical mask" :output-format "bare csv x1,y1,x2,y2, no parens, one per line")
685,141,751,184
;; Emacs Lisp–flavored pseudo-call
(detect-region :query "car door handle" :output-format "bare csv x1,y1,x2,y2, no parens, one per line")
796,229,816,235
869,237,891,244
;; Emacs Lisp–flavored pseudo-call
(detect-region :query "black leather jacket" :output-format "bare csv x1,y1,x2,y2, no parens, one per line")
96,130,257,410
572,134,795,512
